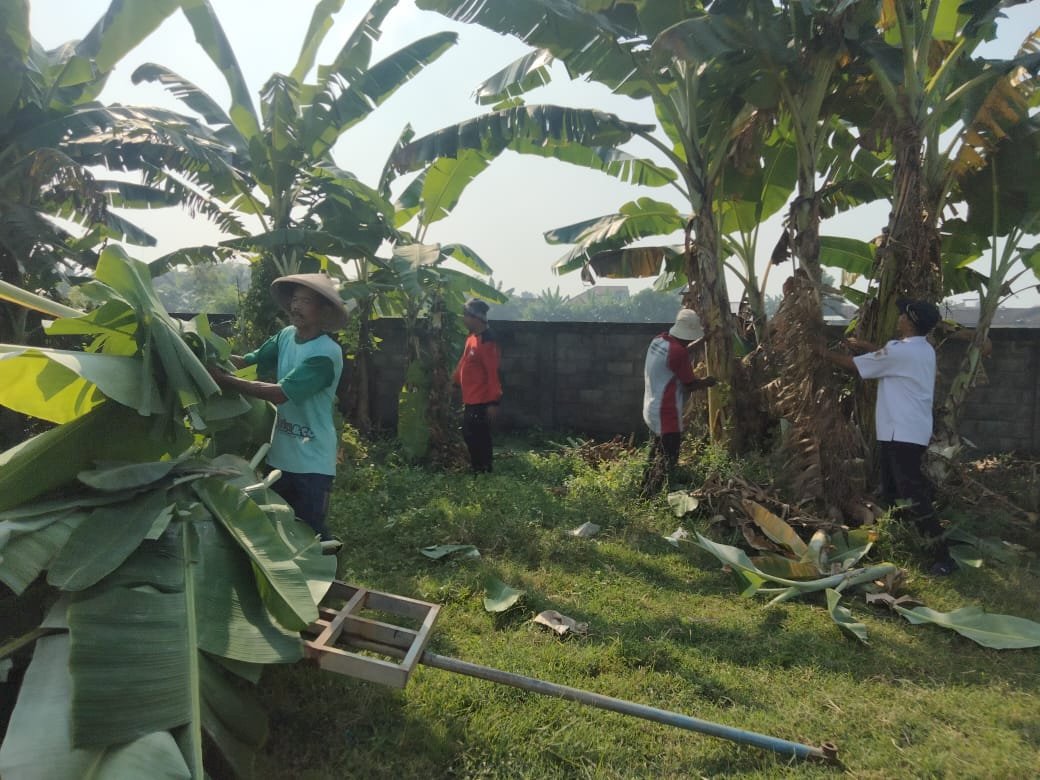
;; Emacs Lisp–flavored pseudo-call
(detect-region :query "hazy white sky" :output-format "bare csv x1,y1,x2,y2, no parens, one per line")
28,0,1040,303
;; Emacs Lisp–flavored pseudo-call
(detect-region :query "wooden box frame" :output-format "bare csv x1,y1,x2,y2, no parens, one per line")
303,581,440,689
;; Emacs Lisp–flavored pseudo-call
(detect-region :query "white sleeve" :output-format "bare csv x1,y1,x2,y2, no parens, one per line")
852,341,907,380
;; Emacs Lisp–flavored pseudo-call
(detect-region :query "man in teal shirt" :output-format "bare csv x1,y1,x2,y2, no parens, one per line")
210,273,349,544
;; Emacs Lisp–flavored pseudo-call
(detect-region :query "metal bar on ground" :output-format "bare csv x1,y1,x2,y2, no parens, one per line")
419,652,836,763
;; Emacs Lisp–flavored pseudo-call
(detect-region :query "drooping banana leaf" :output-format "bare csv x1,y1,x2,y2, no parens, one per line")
0,633,190,780
0,511,88,594
47,490,175,592
193,477,321,631
191,518,307,663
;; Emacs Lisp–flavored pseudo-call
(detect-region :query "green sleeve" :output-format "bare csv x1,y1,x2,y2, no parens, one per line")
280,356,335,403
243,336,279,382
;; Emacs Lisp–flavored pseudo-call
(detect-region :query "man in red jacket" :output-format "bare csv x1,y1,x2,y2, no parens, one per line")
453,298,502,473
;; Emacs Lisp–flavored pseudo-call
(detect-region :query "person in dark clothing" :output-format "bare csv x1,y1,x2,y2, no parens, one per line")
453,299,502,473
818,297,956,575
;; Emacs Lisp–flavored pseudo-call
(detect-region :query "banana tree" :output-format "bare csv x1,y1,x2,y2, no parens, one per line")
852,1,1039,345
408,0,770,447
0,247,335,778
0,0,244,343
930,117,1040,476
134,0,455,339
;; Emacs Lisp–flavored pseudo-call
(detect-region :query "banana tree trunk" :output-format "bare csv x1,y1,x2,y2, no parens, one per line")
857,127,943,446
684,208,736,448
349,298,375,436
424,291,456,464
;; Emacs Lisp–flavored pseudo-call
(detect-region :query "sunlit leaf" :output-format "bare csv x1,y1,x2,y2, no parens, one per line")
483,576,524,612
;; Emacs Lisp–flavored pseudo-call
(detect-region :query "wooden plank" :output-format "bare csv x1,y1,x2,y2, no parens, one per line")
400,603,440,673
312,587,366,649
362,589,434,621
342,615,418,652
324,580,359,602
304,641,407,688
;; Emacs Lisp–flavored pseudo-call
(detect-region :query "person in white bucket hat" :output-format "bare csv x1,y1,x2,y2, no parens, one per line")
641,308,716,494
209,273,351,552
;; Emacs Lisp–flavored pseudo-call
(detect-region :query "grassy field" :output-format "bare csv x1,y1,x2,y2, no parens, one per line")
257,438,1040,779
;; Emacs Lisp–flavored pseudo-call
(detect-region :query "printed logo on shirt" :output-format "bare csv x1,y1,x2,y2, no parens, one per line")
276,418,315,440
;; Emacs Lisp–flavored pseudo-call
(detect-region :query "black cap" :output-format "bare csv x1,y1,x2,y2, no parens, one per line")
464,298,489,321
897,298,941,333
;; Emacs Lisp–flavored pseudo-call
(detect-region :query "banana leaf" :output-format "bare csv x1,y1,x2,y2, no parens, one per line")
198,653,269,779
0,633,190,780
894,605,1040,649
47,490,175,591
483,576,524,613
0,346,158,423
742,500,808,558
826,589,869,644
689,533,898,604
77,460,177,491
193,478,321,631
0,511,87,594
0,401,191,514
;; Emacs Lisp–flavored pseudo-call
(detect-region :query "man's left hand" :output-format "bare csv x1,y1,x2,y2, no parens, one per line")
487,404,500,424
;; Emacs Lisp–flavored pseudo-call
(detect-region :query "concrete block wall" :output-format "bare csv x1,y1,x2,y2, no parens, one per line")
939,329,1039,454
367,320,1038,455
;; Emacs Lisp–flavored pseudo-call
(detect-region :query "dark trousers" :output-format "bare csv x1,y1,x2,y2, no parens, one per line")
641,432,682,495
462,404,493,473
271,471,334,539
878,441,945,548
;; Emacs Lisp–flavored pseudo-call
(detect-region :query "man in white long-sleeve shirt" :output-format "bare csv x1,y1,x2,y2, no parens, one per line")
820,298,956,575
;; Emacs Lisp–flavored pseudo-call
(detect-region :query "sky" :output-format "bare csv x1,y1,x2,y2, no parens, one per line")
28,0,1040,305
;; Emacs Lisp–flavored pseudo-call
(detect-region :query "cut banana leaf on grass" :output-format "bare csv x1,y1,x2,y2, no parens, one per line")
894,605,1040,649
826,589,869,644
533,610,589,637
483,576,524,613
666,491,699,517
420,544,481,560
688,533,899,605
945,527,1031,565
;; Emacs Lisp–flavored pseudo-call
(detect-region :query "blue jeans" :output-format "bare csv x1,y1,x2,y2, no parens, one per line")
271,471,334,539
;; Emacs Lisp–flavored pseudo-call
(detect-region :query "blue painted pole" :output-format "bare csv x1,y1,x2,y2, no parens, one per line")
420,652,837,763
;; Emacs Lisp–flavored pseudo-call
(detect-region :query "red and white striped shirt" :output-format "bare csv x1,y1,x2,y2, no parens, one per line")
643,332,696,435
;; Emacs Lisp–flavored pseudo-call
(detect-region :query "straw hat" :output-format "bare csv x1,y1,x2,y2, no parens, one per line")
669,308,702,341
270,273,352,332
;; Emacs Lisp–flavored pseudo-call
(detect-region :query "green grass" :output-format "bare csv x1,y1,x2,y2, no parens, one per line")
256,439,1040,779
